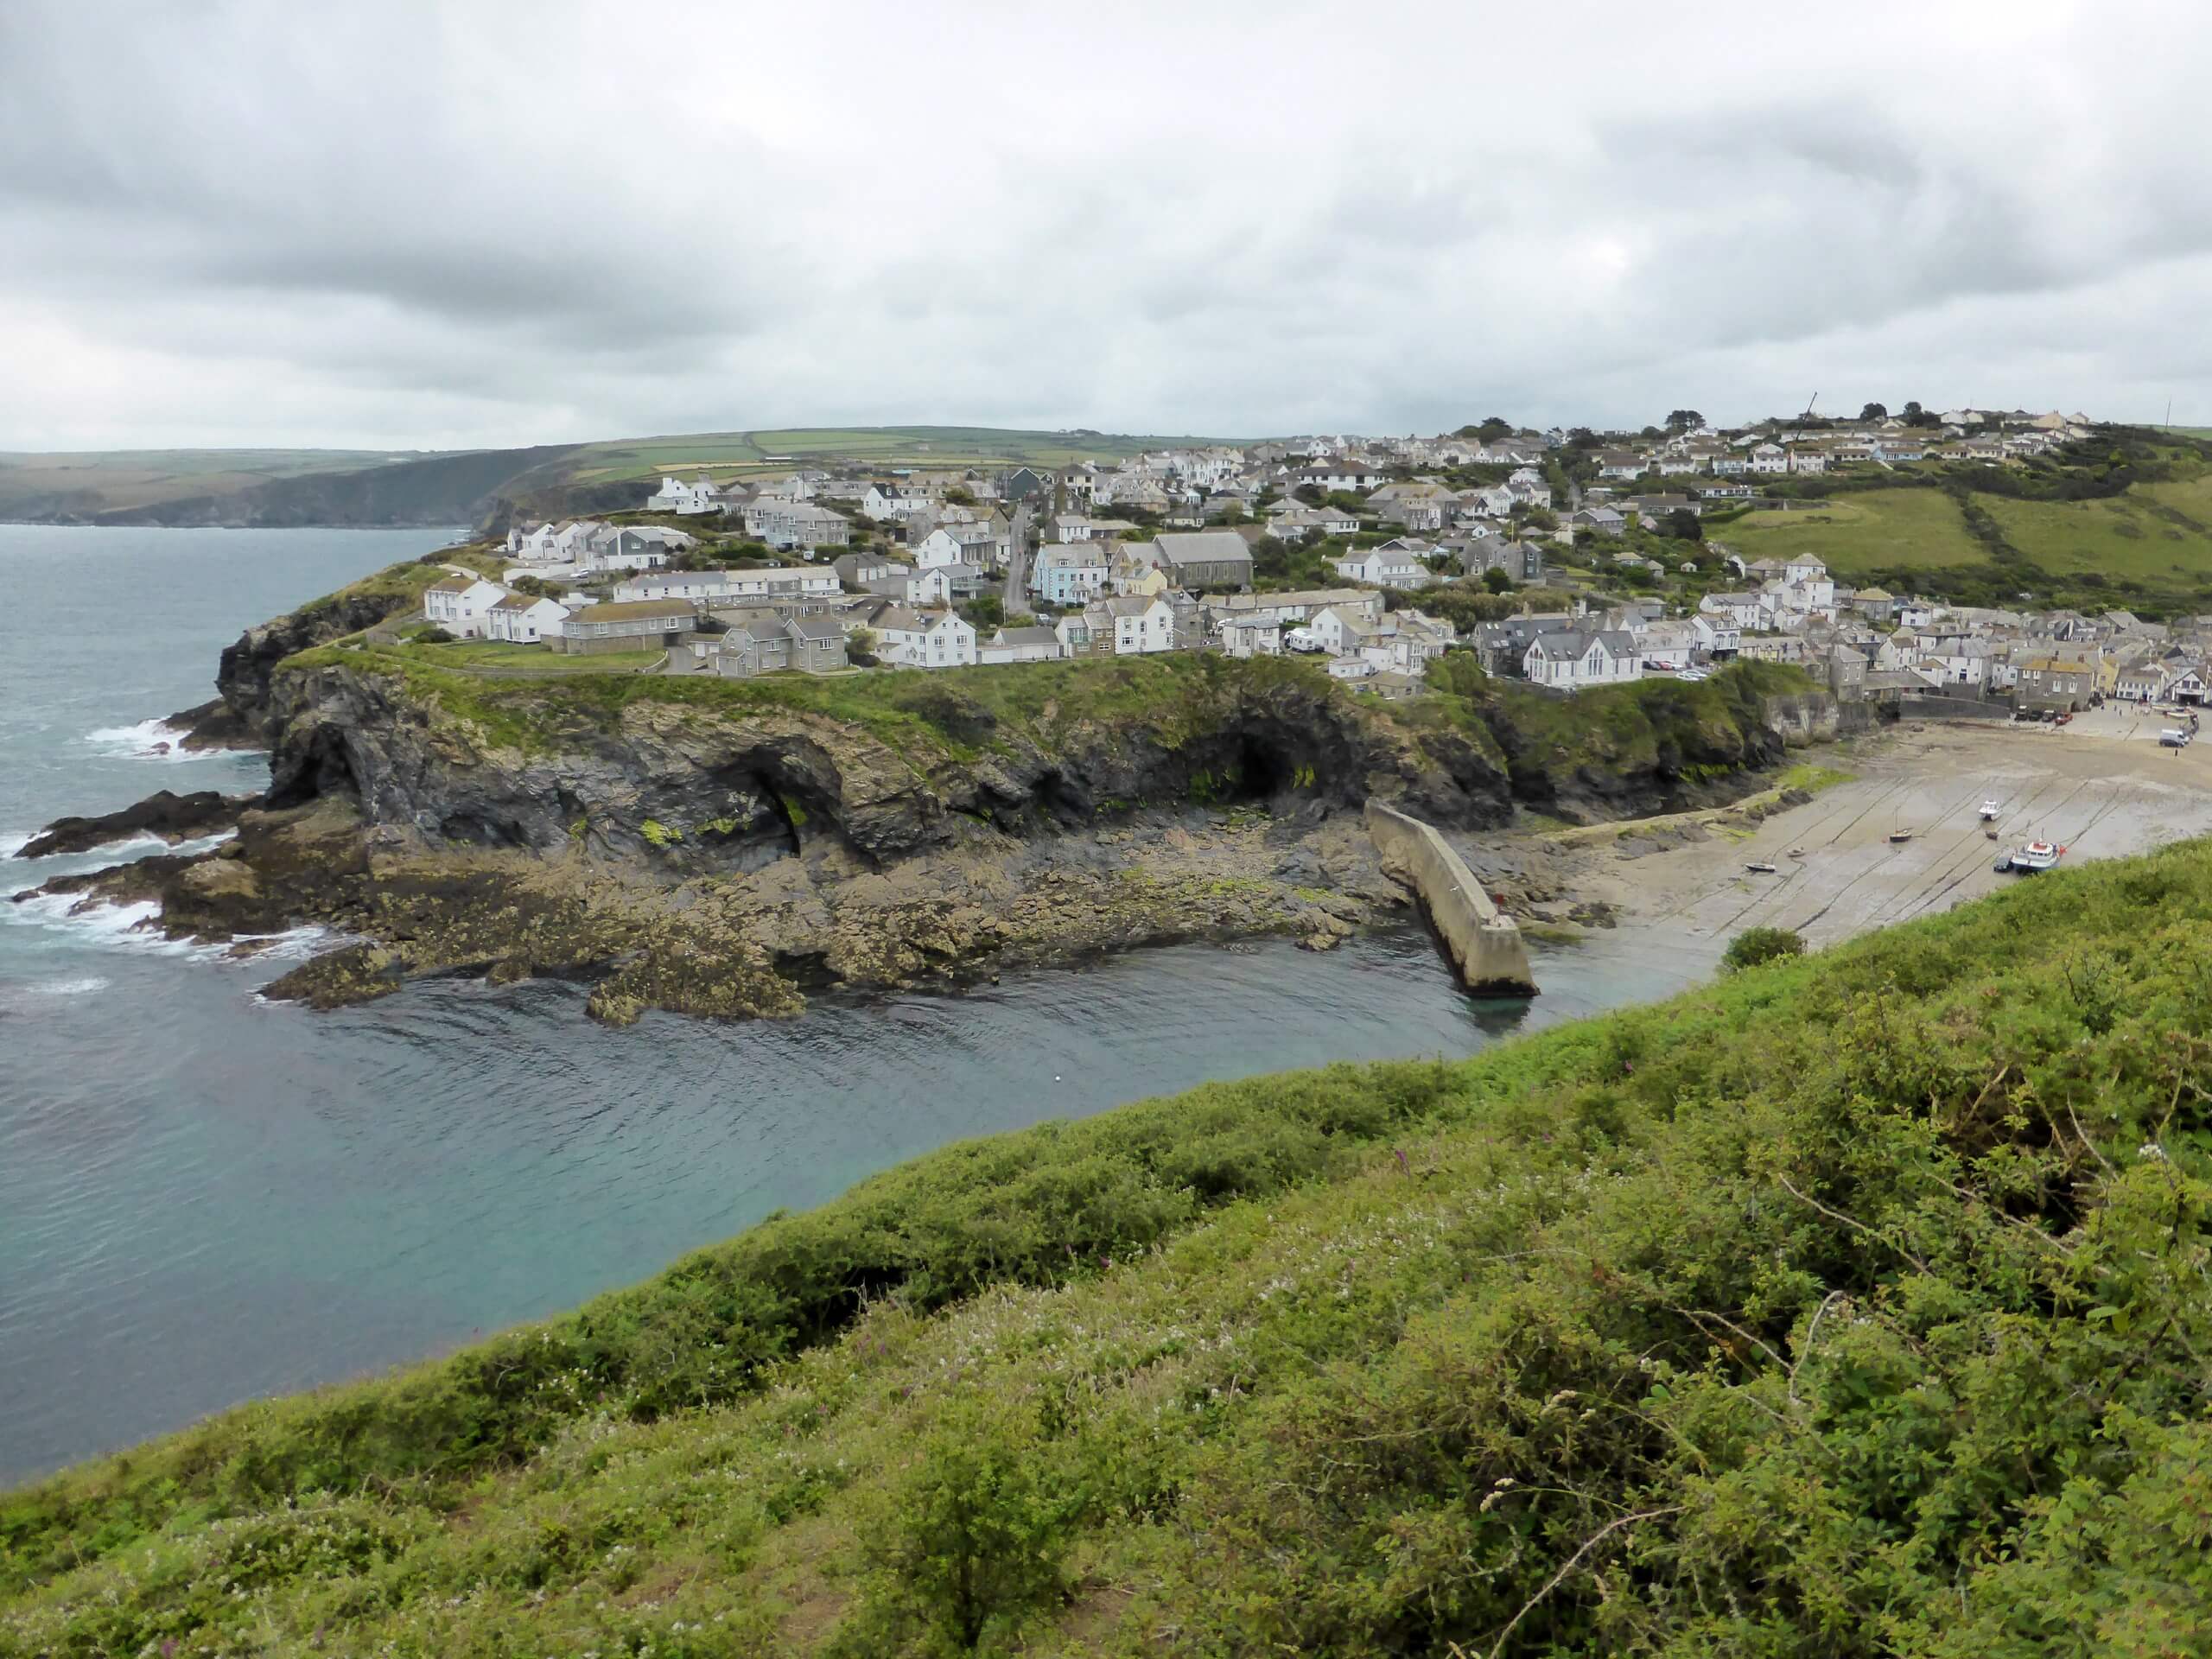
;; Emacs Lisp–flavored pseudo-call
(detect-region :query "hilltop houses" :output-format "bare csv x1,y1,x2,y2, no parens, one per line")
395,412,2086,701
646,475,725,514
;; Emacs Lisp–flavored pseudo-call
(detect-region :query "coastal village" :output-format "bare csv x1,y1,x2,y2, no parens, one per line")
405,406,2212,719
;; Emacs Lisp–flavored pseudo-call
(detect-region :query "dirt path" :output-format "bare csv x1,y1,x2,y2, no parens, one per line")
1556,723,2212,950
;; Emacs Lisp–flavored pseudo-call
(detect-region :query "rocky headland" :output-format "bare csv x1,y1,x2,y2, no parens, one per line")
17,556,1849,1023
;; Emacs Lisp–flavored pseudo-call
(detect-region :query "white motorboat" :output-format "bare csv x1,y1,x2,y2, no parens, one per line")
1979,798,2000,820
1994,839,2065,874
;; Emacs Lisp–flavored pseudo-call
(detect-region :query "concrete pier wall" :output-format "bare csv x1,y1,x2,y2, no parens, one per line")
1364,801,1537,996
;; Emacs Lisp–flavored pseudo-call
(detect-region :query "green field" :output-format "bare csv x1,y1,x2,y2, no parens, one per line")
563,426,1251,486
1718,488,1982,573
8,824,2212,1653
1717,468,2212,613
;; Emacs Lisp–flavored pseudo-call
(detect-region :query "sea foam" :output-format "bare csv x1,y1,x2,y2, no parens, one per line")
84,718,199,761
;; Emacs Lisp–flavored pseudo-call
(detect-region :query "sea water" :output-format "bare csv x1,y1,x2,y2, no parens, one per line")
0,525,1705,1483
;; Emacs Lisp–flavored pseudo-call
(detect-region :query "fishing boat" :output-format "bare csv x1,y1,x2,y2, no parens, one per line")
1994,840,2065,874
1979,798,2001,820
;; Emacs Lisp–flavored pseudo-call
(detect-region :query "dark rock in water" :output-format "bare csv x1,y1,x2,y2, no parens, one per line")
17,790,255,859
166,696,260,753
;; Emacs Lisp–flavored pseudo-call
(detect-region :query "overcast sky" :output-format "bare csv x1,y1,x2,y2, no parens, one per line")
3,1,2208,452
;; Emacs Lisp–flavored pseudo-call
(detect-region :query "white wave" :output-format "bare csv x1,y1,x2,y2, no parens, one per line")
169,830,239,857
84,718,199,761
0,830,238,899
1,892,192,955
193,923,335,965
0,831,29,859
28,976,111,996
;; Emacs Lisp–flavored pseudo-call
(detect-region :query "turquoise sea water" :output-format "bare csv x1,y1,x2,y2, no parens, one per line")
0,525,1705,1484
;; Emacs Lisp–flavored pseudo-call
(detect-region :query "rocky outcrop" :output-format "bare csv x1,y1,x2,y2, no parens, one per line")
1484,687,1842,826
169,589,426,747
16,789,253,859
260,658,1521,872
39,618,1849,1026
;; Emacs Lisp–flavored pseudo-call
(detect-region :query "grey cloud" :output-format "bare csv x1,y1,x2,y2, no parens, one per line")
3,0,2211,448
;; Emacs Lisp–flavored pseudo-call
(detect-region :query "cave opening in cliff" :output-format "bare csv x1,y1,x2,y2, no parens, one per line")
264,728,357,809
1215,733,1320,807
696,766,808,867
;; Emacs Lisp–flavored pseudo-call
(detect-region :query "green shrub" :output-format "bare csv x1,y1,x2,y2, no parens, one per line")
1722,924,1806,970
845,1399,1082,1653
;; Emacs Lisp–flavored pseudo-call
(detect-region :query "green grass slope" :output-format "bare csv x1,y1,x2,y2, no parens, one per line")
7,831,2211,1655
1714,437,2212,616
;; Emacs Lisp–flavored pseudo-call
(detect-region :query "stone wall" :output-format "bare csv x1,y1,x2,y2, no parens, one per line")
1363,801,1537,996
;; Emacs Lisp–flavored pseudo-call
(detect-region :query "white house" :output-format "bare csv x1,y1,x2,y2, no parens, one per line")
1750,443,1789,475
423,575,509,639
647,475,722,514
1691,613,1740,656
861,483,932,521
1084,594,1176,654
1636,618,1702,670
1219,618,1284,658
1303,603,1378,657
615,566,841,604
1300,460,1386,492
582,525,691,573
1789,448,1829,474
1329,543,1433,588
873,607,977,669
1700,592,1766,632
1524,629,1642,690
866,564,955,607
483,592,569,645
912,527,972,569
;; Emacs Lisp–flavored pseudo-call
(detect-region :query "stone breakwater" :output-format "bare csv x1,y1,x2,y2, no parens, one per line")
1364,800,1537,995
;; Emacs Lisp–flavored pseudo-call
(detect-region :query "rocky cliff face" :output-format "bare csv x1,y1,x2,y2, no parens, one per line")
29,623,1847,1025
173,591,425,747
1479,687,1844,825
261,659,1520,871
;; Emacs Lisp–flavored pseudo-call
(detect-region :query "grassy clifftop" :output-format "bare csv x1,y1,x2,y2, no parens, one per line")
7,833,2210,1654
282,563,1818,820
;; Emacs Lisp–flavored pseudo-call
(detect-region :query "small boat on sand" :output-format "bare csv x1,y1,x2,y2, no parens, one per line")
1994,840,2065,874
1745,861,1778,874
1979,798,2000,820
1787,847,1806,858
1887,830,1914,843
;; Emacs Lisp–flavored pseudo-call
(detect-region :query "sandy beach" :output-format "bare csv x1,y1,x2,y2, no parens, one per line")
1544,719,2212,951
